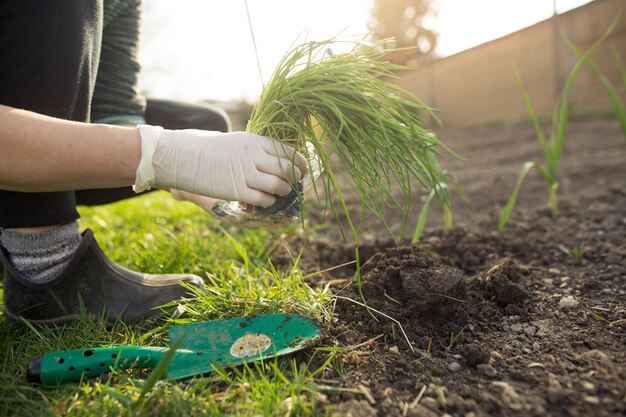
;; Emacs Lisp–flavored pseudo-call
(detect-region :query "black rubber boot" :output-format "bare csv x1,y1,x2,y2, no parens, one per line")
1,229,204,325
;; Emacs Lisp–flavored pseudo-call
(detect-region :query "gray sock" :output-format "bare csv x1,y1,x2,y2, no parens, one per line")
0,222,81,283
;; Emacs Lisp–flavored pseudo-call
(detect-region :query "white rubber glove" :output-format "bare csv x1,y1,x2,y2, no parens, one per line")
133,125,307,207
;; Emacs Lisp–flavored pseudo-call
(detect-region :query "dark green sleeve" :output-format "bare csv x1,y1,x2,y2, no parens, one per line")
91,0,146,125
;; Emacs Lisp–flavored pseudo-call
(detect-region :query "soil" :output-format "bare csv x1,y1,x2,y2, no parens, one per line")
272,119,626,417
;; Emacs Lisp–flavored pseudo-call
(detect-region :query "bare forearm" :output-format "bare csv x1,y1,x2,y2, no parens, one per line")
0,105,141,192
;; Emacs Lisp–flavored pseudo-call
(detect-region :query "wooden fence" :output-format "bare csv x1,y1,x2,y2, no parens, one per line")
395,0,626,128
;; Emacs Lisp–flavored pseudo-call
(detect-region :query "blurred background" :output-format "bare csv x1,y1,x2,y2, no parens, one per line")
138,0,625,129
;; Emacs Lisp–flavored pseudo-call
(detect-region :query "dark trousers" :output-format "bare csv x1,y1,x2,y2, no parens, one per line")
0,1,230,228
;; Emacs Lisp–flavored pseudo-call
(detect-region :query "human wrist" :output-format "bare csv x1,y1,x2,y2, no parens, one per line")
133,125,163,192
89,123,143,187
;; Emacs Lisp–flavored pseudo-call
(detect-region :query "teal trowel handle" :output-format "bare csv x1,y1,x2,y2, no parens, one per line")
28,346,170,385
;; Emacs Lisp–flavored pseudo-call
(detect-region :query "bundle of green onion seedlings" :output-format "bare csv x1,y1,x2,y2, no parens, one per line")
246,38,453,240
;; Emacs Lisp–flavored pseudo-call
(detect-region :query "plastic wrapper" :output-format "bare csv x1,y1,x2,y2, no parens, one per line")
210,144,323,227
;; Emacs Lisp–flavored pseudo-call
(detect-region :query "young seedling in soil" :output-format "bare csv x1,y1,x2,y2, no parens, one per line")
559,242,585,263
447,325,466,350
411,170,470,243
498,17,619,231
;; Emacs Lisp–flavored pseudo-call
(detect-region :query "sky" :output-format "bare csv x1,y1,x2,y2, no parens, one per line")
138,0,593,103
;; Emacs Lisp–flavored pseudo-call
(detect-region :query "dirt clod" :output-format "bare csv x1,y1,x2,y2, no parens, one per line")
360,245,467,319
463,343,491,367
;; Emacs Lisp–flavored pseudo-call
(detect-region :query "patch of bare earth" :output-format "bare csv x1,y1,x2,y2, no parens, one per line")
273,119,626,417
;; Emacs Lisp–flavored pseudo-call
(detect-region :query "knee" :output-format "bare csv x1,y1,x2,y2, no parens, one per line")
203,104,232,132
145,99,232,132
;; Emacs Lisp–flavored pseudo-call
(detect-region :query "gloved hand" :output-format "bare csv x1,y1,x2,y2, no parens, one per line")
133,125,307,207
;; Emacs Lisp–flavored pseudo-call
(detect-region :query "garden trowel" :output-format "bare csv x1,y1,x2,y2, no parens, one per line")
27,313,320,385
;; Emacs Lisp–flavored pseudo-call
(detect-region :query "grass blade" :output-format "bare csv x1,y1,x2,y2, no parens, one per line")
499,161,537,232
611,43,626,90
564,36,626,142
548,181,559,218
411,189,435,243
133,333,185,409
514,67,551,168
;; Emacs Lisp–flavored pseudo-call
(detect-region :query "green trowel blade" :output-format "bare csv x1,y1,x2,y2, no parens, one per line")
166,313,320,380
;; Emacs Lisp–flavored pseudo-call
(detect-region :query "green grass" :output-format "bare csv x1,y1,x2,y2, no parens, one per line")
0,191,339,416
247,38,453,243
